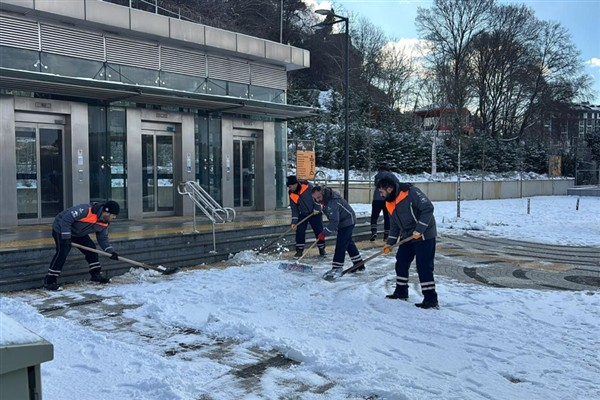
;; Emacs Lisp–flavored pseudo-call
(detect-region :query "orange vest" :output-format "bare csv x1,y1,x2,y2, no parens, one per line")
289,183,309,204
385,191,409,215
79,207,109,227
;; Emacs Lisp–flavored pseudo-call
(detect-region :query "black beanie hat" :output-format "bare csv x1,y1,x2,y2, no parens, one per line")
286,175,299,186
103,200,120,215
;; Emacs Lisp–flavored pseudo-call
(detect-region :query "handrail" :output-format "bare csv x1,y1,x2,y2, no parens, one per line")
103,0,199,23
177,181,236,224
177,181,236,253
314,170,328,187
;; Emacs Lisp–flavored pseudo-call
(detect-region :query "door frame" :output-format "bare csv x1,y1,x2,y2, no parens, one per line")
14,121,66,224
232,133,258,211
141,127,176,217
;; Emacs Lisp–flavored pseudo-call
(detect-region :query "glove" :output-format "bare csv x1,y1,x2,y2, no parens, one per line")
110,251,119,260
412,231,423,240
318,232,326,242
61,238,71,247
312,210,320,216
382,244,393,254
291,224,297,231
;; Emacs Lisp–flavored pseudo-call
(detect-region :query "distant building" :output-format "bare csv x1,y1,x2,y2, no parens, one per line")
542,102,600,184
0,0,315,228
413,104,473,135
574,103,600,137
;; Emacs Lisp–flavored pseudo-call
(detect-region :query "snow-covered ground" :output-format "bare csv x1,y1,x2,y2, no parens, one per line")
2,195,599,400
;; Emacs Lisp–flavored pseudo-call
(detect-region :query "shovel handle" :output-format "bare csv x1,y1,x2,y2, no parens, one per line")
258,213,315,253
71,242,171,274
296,239,319,262
341,236,414,276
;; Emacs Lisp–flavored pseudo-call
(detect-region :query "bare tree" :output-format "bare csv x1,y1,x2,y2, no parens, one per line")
353,17,387,88
471,4,537,139
513,20,589,141
376,41,418,111
416,0,493,130
416,0,494,217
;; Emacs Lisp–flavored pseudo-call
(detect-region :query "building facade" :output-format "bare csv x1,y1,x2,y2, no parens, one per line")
544,102,600,184
0,0,315,228
413,104,473,136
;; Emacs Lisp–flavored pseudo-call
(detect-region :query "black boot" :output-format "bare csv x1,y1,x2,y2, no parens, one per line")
90,271,110,284
415,291,439,309
318,247,327,257
386,286,408,300
293,249,303,259
369,230,377,242
349,262,365,273
43,275,61,291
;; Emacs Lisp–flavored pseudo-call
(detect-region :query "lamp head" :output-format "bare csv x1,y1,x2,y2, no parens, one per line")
315,9,334,17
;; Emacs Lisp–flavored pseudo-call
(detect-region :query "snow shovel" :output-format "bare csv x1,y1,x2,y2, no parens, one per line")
71,243,179,275
323,236,414,281
257,213,313,254
278,240,319,272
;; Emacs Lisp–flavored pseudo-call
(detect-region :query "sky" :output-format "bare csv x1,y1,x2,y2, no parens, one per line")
312,0,600,102
2,195,599,400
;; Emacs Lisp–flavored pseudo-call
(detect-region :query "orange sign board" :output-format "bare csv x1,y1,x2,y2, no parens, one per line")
296,150,316,180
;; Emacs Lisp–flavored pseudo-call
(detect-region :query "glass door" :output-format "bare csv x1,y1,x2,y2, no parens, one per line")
233,137,256,209
88,106,127,216
142,131,174,215
15,124,64,222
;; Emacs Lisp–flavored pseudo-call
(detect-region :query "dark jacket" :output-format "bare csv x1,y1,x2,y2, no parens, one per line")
320,187,356,235
385,184,437,245
289,181,320,223
52,203,114,252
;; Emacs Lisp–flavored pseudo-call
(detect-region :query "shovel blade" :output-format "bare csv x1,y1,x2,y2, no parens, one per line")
278,263,313,273
157,265,179,275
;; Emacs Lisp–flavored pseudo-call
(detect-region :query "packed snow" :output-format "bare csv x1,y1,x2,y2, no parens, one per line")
1,195,599,400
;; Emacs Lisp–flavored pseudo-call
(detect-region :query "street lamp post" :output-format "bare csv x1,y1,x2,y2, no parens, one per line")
314,9,350,200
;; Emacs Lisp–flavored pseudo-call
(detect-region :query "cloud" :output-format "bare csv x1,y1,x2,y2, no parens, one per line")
302,0,332,12
384,38,427,58
586,58,600,69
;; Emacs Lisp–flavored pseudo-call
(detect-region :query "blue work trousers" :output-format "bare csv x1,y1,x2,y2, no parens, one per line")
395,238,436,284
331,224,361,268
47,230,100,277
295,213,325,250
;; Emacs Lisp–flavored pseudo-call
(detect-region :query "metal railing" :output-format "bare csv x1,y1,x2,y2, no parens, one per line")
313,170,328,187
177,181,236,252
102,0,199,23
